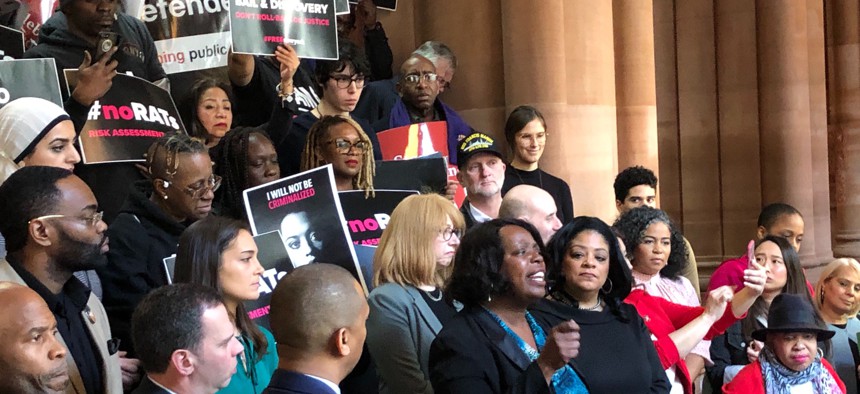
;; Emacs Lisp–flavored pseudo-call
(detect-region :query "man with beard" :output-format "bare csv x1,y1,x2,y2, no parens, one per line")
456,132,506,229
0,282,70,393
0,166,131,393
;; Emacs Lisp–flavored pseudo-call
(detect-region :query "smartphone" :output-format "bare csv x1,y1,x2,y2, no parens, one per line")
94,31,117,60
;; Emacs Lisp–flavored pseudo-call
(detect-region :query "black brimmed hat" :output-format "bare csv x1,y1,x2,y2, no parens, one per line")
751,293,835,342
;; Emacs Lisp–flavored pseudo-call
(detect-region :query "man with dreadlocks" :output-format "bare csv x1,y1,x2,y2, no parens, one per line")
301,115,375,197
98,133,217,355
212,127,281,221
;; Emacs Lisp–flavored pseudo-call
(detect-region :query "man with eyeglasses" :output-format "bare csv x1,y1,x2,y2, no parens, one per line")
98,133,217,359
0,166,128,393
268,41,384,176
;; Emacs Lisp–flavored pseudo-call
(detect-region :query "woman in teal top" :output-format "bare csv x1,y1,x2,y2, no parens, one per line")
175,216,278,393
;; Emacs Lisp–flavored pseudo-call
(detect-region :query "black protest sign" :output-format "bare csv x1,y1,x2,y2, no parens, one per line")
348,0,394,11
373,156,448,194
243,165,367,293
78,74,185,164
231,0,338,59
0,25,24,59
0,59,62,108
245,230,292,329
126,0,231,74
338,189,416,247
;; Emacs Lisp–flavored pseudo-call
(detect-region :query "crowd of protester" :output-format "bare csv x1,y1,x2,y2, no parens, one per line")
0,0,856,393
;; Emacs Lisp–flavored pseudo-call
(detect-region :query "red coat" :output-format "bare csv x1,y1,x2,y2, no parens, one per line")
624,289,743,394
722,359,846,394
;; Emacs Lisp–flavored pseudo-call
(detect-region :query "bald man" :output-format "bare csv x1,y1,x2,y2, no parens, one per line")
0,282,69,394
265,264,369,394
499,184,563,245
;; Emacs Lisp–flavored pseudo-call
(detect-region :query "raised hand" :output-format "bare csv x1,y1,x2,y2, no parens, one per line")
71,47,119,106
537,319,581,377
703,286,733,321
742,244,767,295
275,44,299,94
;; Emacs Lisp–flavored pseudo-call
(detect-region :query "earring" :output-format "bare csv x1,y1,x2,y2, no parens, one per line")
601,278,614,294
163,194,168,200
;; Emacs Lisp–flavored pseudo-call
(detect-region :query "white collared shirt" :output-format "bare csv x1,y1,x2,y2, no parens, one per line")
305,374,341,394
149,377,178,394
469,203,493,224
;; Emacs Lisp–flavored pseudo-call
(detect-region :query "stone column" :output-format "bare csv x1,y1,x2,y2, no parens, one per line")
613,0,659,173
755,0,818,263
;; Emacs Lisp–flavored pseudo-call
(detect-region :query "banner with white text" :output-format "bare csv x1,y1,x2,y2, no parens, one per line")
231,0,338,59
125,0,231,74
78,74,185,164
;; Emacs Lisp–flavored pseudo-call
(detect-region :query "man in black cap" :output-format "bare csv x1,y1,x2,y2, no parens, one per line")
456,132,506,229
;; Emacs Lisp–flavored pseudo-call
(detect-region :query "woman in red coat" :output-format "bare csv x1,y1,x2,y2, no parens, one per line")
723,293,845,394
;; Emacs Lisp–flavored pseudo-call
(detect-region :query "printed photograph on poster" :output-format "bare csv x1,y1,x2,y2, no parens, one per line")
245,230,292,330
77,73,186,164
353,244,376,293
348,0,394,11
124,0,231,74
373,156,447,194
0,59,63,108
230,0,339,59
0,25,24,59
339,189,417,247
242,165,367,292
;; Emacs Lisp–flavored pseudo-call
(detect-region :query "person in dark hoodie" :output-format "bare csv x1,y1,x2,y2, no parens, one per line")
23,0,169,224
98,133,216,355
270,40,382,177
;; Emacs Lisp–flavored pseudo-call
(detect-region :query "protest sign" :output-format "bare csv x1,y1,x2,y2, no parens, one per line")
125,0,231,74
0,58,62,108
0,25,24,59
231,0,338,59
245,230,292,329
243,164,367,292
77,74,185,164
348,0,394,11
377,121,465,205
338,189,416,247
353,244,376,292
373,156,448,194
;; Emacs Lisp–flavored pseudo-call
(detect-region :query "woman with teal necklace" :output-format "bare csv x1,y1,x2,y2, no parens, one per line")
429,218,589,393
174,216,278,393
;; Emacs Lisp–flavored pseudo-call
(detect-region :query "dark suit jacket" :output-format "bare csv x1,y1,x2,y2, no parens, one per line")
429,306,589,394
264,369,338,394
130,377,171,394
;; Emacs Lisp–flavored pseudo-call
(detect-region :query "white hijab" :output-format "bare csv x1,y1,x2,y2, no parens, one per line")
0,97,71,183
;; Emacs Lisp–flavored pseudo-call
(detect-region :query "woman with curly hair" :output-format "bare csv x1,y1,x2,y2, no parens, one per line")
211,127,280,220
614,208,766,393
300,115,375,197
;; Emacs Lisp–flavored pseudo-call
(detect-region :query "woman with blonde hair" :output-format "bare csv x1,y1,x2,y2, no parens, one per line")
815,258,860,394
366,194,465,394
300,115,375,197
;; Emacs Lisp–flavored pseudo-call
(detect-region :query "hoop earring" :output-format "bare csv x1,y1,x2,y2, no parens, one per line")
817,347,824,358
601,278,613,294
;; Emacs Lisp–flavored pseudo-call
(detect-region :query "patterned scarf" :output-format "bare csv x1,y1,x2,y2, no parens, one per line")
759,347,841,394
485,309,589,394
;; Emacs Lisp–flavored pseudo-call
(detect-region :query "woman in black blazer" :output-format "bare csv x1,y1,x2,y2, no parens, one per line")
429,218,589,394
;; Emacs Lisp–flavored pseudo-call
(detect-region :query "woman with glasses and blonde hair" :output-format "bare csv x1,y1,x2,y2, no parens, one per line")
815,258,860,394
301,115,375,196
99,133,219,355
366,194,465,394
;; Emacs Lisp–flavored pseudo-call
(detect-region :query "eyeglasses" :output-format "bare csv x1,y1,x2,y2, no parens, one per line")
327,138,369,153
165,175,222,199
439,227,463,241
402,72,438,85
29,211,104,227
330,75,367,89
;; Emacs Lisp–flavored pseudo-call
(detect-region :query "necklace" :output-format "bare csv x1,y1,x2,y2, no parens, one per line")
512,165,543,189
579,296,603,311
424,288,443,302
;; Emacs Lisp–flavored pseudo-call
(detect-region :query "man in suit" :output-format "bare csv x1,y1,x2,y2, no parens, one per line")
0,166,131,393
265,264,369,394
131,284,244,394
0,282,69,393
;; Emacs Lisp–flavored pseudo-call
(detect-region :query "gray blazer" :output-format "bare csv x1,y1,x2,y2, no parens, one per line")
0,259,123,394
366,283,462,394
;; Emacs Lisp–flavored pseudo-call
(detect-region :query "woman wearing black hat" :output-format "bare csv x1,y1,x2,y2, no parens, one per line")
722,293,845,393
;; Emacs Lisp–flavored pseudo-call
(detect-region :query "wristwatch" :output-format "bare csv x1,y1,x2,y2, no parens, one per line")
275,82,294,104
